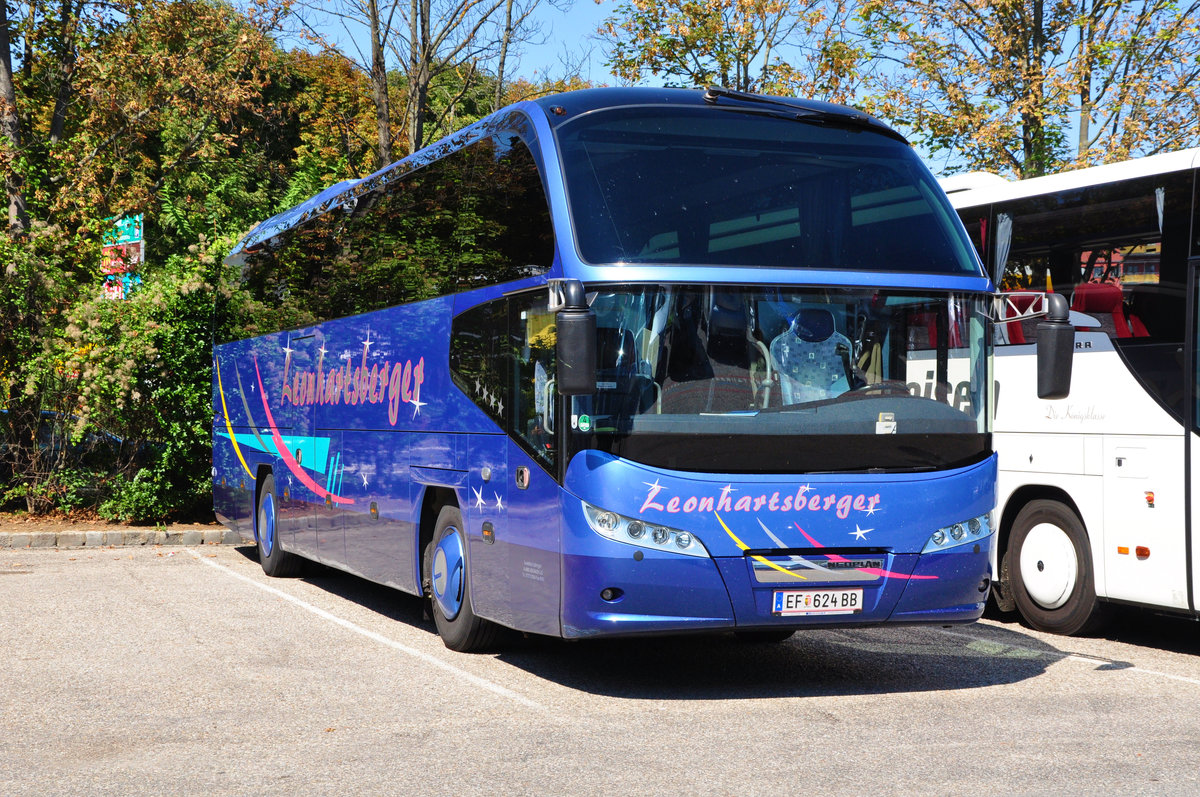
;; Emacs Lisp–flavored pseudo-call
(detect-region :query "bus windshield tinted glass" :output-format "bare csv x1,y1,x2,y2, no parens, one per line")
557,107,978,274
568,286,991,473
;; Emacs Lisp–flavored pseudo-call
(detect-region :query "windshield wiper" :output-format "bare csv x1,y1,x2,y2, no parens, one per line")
701,86,907,142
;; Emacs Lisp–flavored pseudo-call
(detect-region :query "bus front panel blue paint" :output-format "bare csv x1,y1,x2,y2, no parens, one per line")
559,451,996,636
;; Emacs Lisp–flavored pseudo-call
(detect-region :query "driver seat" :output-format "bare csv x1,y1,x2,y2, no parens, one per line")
769,308,852,404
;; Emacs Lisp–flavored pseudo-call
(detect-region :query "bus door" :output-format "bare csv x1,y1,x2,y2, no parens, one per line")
1188,258,1200,614
504,439,562,636
504,297,562,635
1099,251,1190,611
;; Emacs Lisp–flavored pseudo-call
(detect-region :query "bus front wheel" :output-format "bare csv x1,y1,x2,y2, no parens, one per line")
1009,500,1105,635
427,506,499,652
256,474,303,577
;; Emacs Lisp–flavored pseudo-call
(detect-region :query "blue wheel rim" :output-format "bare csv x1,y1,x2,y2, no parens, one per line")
431,527,465,621
259,491,276,556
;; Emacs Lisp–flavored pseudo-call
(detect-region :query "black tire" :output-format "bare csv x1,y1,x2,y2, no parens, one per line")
1009,499,1106,635
256,474,303,577
734,629,796,644
426,506,500,652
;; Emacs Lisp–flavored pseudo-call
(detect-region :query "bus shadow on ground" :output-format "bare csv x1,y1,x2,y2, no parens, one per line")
234,545,437,632
236,547,1098,699
493,624,1069,700
983,602,1200,658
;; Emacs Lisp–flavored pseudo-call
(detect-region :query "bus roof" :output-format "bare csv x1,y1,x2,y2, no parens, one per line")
944,148,1200,209
230,87,904,258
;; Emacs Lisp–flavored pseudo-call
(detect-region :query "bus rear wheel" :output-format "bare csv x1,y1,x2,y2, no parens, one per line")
256,474,303,577
427,506,500,652
1009,499,1105,635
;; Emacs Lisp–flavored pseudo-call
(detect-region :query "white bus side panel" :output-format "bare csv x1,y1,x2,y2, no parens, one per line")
994,333,1188,609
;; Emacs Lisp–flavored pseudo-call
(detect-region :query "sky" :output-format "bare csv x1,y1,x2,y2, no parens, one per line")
509,1,964,175
511,0,616,85
284,0,967,175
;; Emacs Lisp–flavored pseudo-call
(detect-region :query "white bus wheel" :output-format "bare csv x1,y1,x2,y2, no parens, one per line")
1008,499,1105,636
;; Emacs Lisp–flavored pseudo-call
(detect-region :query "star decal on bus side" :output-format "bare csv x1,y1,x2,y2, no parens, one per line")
494,492,504,510
851,524,873,540
473,486,486,510
411,397,426,418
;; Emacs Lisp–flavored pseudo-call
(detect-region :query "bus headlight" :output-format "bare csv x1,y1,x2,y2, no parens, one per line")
583,502,709,558
922,513,993,553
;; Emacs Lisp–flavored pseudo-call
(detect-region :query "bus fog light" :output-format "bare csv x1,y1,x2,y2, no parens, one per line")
627,520,646,539
600,587,623,602
968,518,982,535
931,530,946,546
675,531,692,549
596,511,619,532
652,526,669,545
950,524,965,541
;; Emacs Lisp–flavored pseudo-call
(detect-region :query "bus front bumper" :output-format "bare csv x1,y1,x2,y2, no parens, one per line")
560,538,992,638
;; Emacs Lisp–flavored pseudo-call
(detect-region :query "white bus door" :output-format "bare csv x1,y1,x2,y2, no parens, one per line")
1189,260,1200,615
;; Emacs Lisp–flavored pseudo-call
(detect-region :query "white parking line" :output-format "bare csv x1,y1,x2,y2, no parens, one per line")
186,549,549,712
937,627,1200,686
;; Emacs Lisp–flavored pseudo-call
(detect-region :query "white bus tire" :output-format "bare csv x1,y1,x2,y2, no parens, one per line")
1009,499,1106,635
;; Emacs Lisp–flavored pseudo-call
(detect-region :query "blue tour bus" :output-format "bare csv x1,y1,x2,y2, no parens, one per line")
213,87,1070,651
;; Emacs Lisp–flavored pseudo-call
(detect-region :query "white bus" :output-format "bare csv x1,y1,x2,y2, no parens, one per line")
944,149,1200,634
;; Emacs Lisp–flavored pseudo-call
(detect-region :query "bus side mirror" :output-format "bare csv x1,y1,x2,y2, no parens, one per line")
555,280,596,396
1036,292,1073,399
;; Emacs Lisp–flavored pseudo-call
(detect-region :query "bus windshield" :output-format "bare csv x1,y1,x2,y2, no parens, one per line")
556,106,979,275
568,285,991,473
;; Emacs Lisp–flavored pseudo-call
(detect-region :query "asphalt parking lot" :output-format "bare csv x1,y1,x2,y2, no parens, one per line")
3,544,1200,795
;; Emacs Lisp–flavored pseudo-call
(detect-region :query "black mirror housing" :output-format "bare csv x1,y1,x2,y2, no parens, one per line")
1036,292,1074,399
555,280,596,396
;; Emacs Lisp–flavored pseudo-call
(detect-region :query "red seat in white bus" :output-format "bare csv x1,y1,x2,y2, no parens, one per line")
1070,282,1148,338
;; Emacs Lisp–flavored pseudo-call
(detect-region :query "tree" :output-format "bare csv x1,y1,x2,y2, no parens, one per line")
860,0,1200,177
0,0,301,518
293,0,560,163
601,0,865,101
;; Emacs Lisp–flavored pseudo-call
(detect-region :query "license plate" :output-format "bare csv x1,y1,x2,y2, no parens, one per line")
773,588,863,616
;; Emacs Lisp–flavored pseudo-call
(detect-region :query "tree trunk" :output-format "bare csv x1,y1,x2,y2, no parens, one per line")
407,0,430,154
1021,0,1049,177
493,0,514,111
1,0,29,231
48,0,83,146
1076,2,1093,160
369,0,393,167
